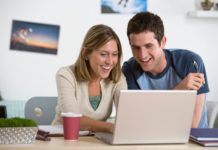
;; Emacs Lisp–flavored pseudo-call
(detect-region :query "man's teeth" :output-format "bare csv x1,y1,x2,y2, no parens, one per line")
142,58,150,62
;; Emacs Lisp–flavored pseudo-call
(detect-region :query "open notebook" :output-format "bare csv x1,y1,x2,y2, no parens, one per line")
95,90,197,145
38,125,91,136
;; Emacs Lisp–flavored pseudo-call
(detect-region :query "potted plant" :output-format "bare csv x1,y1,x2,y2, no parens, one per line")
0,117,38,144
201,0,214,10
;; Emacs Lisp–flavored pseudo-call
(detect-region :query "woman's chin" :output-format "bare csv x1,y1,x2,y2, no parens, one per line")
100,73,110,79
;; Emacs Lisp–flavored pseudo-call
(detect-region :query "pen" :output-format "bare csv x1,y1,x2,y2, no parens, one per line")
193,60,199,73
193,60,205,87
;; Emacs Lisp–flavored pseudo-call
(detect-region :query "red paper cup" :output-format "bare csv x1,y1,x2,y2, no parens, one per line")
61,112,82,140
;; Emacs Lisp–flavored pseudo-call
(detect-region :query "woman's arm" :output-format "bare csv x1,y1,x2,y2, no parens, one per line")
80,116,114,133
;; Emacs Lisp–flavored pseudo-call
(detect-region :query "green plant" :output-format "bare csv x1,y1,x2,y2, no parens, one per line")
0,117,37,127
201,0,214,10
204,0,211,3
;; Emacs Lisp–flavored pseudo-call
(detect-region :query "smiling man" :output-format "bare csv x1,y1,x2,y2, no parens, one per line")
122,11,209,128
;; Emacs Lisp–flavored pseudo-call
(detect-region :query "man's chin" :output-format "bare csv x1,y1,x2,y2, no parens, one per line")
141,66,152,72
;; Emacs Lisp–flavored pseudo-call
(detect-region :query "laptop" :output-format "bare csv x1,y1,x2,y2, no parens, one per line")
95,90,197,145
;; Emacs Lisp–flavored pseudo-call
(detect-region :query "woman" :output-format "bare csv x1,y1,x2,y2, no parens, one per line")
52,24,127,133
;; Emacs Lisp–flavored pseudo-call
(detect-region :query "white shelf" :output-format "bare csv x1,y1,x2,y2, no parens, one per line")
188,10,218,18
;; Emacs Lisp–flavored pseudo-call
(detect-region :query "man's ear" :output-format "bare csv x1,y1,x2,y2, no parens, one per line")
160,36,167,48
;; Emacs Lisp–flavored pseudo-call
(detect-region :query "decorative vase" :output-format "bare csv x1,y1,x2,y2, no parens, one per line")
0,127,38,144
201,0,214,10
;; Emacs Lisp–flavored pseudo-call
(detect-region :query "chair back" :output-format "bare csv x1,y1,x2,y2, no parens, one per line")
25,97,57,125
207,101,218,128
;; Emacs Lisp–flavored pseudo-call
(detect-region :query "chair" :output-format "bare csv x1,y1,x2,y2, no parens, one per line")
207,101,218,128
25,97,57,125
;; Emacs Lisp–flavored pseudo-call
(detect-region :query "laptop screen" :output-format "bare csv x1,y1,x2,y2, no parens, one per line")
112,90,196,144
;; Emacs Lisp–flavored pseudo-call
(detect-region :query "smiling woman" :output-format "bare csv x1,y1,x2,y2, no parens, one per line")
52,24,127,133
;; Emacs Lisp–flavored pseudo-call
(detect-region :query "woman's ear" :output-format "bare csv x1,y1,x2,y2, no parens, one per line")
82,48,88,60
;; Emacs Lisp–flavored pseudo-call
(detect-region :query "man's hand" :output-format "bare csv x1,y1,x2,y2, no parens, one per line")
175,73,205,90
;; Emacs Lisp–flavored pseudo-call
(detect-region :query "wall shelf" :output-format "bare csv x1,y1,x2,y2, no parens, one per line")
188,10,218,18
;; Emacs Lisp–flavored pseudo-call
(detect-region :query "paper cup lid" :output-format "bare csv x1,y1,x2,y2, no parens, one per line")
61,112,82,117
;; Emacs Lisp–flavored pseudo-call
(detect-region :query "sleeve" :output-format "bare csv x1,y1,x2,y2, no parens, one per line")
113,73,128,109
177,52,210,95
56,67,80,113
122,60,140,89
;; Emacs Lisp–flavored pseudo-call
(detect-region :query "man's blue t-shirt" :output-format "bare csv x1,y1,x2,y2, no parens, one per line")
122,49,210,128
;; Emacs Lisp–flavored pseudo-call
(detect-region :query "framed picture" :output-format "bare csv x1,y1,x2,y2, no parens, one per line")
10,20,60,55
101,0,147,14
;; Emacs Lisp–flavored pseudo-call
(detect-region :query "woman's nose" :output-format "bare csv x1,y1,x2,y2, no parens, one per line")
106,55,113,64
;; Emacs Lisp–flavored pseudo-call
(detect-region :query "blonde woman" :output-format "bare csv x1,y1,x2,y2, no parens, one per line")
52,24,127,133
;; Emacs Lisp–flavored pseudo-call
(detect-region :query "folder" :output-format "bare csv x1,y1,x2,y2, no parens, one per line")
190,128,218,147
190,138,218,147
190,128,218,141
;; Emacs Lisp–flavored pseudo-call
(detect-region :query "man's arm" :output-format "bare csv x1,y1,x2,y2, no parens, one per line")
192,94,205,128
174,73,205,90
174,72,206,128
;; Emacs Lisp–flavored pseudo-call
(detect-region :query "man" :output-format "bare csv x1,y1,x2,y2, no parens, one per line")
122,11,209,128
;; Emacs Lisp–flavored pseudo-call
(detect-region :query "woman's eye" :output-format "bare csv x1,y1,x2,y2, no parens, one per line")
113,53,118,56
100,53,107,56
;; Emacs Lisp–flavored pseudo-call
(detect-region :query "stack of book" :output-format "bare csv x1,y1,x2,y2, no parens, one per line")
190,128,218,147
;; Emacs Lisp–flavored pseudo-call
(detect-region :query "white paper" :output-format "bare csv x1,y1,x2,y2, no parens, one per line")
38,125,91,136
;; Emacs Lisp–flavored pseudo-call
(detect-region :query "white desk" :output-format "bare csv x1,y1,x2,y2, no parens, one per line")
0,136,216,150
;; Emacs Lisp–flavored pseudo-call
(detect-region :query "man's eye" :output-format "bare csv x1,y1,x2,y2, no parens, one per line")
132,47,140,51
145,44,153,49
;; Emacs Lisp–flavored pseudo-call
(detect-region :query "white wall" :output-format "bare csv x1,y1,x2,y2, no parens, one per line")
0,0,218,101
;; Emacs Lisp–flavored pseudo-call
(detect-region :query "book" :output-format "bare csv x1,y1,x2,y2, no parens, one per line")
38,125,92,136
190,138,218,147
190,128,218,141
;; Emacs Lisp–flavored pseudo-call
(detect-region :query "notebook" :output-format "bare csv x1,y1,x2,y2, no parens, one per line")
95,90,197,145
190,128,218,147
38,125,92,136
190,139,218,147
190,128,218,141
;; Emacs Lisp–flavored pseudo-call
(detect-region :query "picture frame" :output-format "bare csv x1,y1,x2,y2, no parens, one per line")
101,0,147,14
10,20,60,55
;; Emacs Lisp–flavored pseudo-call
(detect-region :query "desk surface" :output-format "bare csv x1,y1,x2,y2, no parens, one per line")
0,136,217,150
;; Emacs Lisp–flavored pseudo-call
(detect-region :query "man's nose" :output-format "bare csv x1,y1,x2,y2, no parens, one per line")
139,48,148,58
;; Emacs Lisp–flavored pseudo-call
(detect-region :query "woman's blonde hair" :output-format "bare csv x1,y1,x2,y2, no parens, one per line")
74,24,122,83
